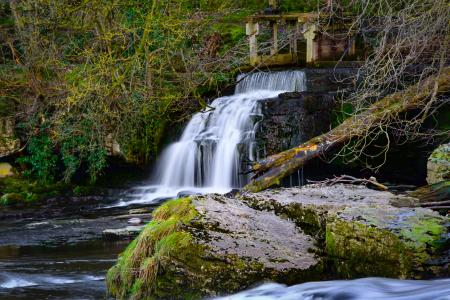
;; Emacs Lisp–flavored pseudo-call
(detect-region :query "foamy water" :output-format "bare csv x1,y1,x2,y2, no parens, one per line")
216,278,450,300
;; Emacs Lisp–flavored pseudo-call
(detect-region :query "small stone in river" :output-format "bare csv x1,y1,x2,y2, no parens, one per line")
128,217,142,225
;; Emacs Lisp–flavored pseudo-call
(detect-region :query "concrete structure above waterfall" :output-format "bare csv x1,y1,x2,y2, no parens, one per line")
245,9,358,67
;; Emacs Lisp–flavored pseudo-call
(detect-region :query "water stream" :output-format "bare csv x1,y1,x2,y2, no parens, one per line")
217,278,450,300
0,241,127,299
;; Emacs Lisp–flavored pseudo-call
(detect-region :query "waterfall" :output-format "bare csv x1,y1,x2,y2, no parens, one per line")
235,70,307,94
122,70,306,205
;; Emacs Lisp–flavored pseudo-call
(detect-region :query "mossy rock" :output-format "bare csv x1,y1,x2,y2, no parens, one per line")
0,176,70,206
107,196,321,299
241,185,448,278
0,193,25,206
326,206,448,278
108,185,449,299
240,184,414,236
427,143,450,184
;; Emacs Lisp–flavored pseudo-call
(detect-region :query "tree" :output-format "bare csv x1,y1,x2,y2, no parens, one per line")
245,0,450,191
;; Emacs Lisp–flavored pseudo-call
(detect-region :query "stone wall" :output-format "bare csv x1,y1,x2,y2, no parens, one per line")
304,67,357,92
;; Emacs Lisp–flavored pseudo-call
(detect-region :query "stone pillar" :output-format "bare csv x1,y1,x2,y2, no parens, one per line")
293,21,299,54
246,22,260,65
303,24,317,63
271,21,279,55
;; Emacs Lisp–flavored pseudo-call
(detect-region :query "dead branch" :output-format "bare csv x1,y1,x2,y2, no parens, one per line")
308,174,388,190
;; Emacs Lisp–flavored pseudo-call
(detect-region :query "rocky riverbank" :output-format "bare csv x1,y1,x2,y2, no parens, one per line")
106,184,450,299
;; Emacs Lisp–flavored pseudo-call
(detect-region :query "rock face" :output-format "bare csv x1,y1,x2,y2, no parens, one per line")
303,68,357,92
107,185,449,299
193,195,318,271
256,92,335,156
327,205,448,277
427,143,450,184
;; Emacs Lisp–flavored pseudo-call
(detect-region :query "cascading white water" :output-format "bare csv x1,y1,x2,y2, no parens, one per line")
120,70,306,205
235,70,307,94
215,278,450,300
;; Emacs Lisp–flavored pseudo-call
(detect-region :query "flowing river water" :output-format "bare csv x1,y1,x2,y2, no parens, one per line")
1,71,449,299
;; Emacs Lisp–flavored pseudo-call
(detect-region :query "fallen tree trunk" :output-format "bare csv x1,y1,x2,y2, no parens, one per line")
244,67,450,193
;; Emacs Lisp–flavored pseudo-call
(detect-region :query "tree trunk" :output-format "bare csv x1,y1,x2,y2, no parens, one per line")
244,67,450,192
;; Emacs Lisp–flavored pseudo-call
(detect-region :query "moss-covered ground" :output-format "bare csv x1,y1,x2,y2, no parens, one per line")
0,176,69,206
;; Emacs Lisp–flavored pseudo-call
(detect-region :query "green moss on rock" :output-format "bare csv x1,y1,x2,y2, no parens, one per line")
108,186,449,299
241,186,449,278
326,206,448,278
427,143,450,184
0,176,68,206
106,197,199,299
107,195,321,299
106,197,265,299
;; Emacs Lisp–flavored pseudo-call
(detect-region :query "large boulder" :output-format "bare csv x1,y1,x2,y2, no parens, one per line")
242,185,448,278
107,185,449,299
107,196,321,299
427,143,450,184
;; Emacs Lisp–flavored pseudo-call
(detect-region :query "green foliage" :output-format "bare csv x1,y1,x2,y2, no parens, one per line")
5,0,319,183
17,132,58,182
331,102,354,127
281,0,320,12
59,123,107,183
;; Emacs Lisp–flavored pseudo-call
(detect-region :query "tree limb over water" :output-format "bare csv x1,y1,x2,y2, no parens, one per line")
244,67,450,192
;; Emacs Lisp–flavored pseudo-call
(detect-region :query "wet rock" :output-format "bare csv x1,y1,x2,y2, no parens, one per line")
327,205,448,278
240,184,419,234
177,190,202,198
107,196,321,299
255,91,336,156
127,217,142,225
192,195,318,271
107,185,449,299
303,68,357,92
241,185,448,278
128,208,151,214
102,226,144,240
427,143,450,184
